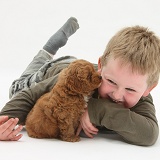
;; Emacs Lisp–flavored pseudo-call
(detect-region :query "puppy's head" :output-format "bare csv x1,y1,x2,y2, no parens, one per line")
59,59,102,95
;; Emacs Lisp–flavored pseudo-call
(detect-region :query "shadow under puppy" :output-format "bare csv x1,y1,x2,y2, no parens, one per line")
25,59,102,142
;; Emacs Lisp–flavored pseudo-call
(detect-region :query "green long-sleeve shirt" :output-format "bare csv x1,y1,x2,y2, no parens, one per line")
0,60,159,146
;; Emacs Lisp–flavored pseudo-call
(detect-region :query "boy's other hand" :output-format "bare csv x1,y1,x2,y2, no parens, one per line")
0,116,23,141
76,108,98,138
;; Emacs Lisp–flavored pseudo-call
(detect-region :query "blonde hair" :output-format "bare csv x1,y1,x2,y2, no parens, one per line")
100,26,160,87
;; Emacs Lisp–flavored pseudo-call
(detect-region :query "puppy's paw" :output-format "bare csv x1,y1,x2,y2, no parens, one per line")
27,131,45,139
61,135,80,142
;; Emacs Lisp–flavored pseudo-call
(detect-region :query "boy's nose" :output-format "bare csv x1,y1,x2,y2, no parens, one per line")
113,89,123,101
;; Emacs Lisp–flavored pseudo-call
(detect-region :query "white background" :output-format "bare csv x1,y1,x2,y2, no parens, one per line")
0,0,160,160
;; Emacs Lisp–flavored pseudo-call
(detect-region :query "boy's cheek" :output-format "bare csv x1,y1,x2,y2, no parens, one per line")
98,84,110,98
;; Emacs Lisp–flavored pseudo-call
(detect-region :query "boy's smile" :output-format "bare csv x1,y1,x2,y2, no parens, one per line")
98,56,152,108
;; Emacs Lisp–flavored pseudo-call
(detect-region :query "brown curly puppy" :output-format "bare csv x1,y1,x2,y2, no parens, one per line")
25,59,102,142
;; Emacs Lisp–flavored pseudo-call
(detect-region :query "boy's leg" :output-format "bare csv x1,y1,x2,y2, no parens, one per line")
20,50,52,78
43,17,79,55
9,17,79,98
21,17,79,76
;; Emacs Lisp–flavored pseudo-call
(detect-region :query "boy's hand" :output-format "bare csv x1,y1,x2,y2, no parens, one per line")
76,108,98,138
0,116,23,141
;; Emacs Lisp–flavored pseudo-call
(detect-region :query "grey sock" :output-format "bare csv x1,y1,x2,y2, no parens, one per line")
43,17,79,55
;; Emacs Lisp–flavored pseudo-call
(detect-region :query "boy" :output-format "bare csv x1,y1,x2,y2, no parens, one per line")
0,17,160,146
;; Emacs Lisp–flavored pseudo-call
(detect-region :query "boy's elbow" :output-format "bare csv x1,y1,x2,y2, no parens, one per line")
122,125,159,146
143,124,159,146
132,126,159,146
145,129,159,146
143,135,158,146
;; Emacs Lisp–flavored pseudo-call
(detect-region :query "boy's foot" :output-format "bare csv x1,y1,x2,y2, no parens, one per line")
43,17,79,55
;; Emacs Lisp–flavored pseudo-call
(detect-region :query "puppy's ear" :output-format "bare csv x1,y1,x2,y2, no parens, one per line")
65,73,81,92
77,69,86,79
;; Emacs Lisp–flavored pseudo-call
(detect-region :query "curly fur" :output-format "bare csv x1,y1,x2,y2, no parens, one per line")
25,59,102,142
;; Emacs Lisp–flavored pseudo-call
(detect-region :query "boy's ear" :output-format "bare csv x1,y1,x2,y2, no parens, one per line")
143,83,158,97
98,57,102,72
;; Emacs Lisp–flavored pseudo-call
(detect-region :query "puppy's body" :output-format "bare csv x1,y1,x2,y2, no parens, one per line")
25,59,101,142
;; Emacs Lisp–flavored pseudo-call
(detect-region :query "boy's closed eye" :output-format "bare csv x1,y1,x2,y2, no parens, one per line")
107,79,117,85
125,88,136,92
107,79,136,92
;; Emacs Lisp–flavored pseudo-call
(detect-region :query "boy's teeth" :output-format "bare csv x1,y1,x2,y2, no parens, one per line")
112,99,119,103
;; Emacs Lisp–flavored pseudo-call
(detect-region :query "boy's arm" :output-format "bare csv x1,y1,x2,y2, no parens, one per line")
0,75,58,125
88,94,159,146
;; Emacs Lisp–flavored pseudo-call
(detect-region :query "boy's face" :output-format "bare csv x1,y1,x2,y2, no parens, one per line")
98,56,155,108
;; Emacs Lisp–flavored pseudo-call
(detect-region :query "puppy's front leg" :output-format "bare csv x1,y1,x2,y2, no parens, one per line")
58,117,80,142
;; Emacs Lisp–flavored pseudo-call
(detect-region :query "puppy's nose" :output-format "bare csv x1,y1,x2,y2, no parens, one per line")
99,75,102,79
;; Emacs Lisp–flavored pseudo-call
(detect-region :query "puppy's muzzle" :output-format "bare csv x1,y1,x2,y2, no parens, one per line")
99,75,102,79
